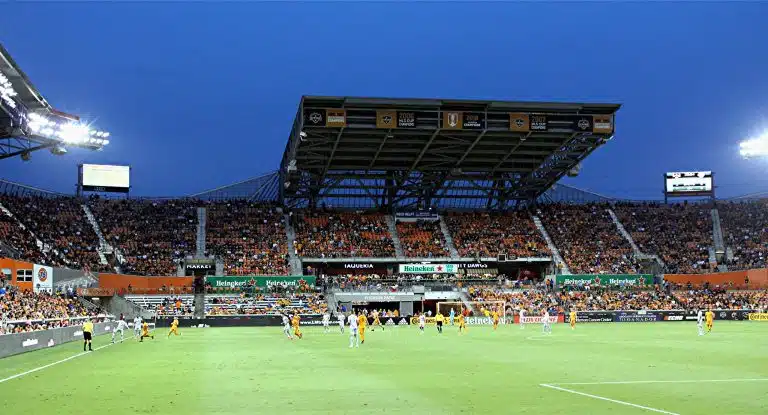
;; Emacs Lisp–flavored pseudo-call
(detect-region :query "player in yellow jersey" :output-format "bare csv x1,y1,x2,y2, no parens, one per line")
483,308,490,321
292,314,303,339
458,313,467,335
492,310,500,331
371,310,382,332
168,317,180,337
358,312,367,344
705,309,714,333
570,310,577,330
140,321,154,342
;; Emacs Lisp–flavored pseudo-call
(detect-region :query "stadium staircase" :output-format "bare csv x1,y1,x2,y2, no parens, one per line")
81,204,110,266
0,239,21,259
196,207,207,257
531,214,571,274
193,293,205,318
607,208,642,256
710,208,728,271
439,215,460,259
385,215,405,258
104,294,154,320
284,214,303,275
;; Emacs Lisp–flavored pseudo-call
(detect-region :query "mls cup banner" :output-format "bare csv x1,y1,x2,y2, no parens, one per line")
33,264,53,293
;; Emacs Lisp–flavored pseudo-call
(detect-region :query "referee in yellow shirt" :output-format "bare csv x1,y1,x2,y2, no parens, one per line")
435,312,445,334
83,318,94,352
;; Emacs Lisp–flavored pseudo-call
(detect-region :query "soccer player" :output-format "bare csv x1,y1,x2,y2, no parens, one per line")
358,312,367,344
492,309,500,331
371,310,382,332
139,321,154,342
322,312,331,333
168,317,180,338
449,308,455,326
347,312,359,348
569,310,577,330
705,308,714,333
292,314,303,339
111,316,129,343
435,311,444,334
519,308,526,329
457,312,467,335
337,313,345,334
418,313,426,334
697,309,705,336
82,318,94,351
542,309,552,335
282,314,294,340
133,316,142,338
483,307,491,324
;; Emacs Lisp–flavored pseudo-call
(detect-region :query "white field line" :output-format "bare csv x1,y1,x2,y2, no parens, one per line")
540,383,680,415
0,342,115,385
554,378,768,386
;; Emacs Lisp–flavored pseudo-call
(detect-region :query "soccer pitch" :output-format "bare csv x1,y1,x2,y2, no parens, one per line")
1,323,766,414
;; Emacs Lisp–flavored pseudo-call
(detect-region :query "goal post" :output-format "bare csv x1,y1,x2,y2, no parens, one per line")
436,301,506,324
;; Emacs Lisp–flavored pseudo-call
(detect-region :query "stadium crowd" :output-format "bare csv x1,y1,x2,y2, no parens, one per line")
719,201,768,271
614,202,713,274
396,219,449,257
0,211,50,264
293,211,395,258
206,293,327,316
538,203,636,274
92,198,196,276
446,211,550,258
1,195,106,271
0,288,91,335
206,201,288,275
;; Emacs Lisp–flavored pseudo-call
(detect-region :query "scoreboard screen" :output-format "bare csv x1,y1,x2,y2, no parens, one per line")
664,171,713,196
81,164,130,193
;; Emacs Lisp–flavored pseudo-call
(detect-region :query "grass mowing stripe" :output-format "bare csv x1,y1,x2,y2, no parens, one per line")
540,383,680,415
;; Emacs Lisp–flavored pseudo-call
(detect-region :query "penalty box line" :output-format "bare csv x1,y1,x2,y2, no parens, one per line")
540,383,680,415
0,341,116,385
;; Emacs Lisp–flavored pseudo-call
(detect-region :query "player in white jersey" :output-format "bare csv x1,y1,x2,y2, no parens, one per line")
347,313,359,348
322,312,331,333
111,316,130,343
519,309,526,329
337,313,345,333
418,313,426,334
542,310,552,334
282,314,293,340
133,316,142,338
697,310,705,336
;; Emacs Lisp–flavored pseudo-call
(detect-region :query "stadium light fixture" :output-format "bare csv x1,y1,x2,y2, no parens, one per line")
0,71,19,109
740,132,768,158
26,112,111,147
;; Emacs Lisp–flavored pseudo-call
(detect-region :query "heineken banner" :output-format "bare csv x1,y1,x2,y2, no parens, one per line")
556,274,653,287
398,264,457,274
205,276,316,289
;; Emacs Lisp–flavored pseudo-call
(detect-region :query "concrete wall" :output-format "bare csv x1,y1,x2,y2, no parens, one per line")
0,321,111,359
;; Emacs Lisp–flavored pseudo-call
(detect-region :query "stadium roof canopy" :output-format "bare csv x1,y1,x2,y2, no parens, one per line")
280,96,621,210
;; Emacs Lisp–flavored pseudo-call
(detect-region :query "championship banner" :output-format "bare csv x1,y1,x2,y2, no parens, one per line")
529,114,548,131
398,264,457,274
748,313,768,321
325,109,347,127
442,111,463,129
509,113,530,132
593,115,614,134
397,112,416,128
32,264,53,293
462,112,484,130
376,111,396,128
556,274,653,286
205,276,316,289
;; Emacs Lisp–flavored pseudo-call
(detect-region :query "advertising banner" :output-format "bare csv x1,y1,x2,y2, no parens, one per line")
565,312,614,323
395,211,440,220
398,264,457,274
613,311,661,323
32,264,53,293
556,274,653,287
520,316,561,324
748,313,768,321
205,276,316,289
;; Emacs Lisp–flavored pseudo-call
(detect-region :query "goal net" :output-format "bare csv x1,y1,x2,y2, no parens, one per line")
436,301,506,324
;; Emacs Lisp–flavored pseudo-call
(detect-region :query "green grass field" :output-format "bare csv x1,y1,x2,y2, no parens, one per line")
1,322,766,414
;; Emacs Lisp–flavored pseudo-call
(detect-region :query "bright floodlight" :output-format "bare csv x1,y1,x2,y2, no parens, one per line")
740,132,768,158
58,122,90,143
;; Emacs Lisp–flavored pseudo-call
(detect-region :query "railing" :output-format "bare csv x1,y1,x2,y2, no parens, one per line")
2,314,114,331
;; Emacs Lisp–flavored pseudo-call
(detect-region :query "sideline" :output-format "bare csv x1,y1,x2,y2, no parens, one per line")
0,342,116,385
540,383,680,415
554,378,768,386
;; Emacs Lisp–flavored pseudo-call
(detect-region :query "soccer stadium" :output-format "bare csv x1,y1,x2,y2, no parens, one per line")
3,7,768,414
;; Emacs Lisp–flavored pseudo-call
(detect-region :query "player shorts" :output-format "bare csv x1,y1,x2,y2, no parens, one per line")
83,332,92,341
436,321,443,327
351,327,358,335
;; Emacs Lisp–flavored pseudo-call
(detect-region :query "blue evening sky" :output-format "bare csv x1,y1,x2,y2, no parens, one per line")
1,2,767,200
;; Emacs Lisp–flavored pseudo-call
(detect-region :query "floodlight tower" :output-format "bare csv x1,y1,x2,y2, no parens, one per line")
739,132,768,159
0,43,111,161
